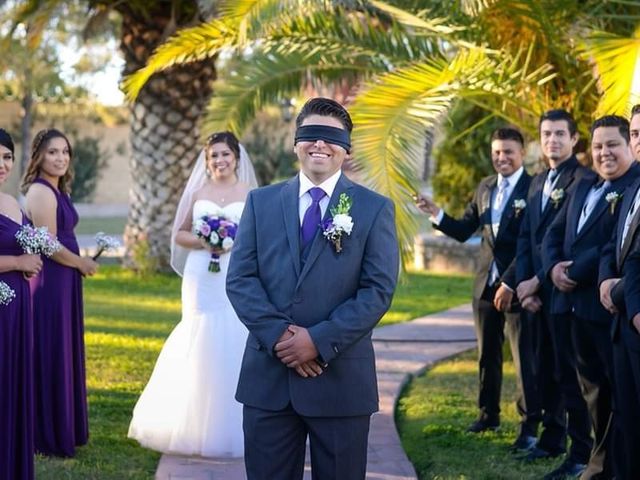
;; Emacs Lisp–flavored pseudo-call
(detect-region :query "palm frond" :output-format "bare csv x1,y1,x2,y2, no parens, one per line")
350,50,492,264
579,28,640,116
202,48,374,134
262,8,443,67
368,0,465,35
121,19,238,101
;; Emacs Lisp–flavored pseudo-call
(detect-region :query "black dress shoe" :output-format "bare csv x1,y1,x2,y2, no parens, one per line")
510,434,537,453
519,446,563,462
466,418,499,433
542,459,587,479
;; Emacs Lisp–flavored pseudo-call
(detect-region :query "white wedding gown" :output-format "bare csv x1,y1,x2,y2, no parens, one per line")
128,200,248,457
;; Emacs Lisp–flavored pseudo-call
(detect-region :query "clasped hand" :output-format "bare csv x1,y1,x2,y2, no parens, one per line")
274,325,323,378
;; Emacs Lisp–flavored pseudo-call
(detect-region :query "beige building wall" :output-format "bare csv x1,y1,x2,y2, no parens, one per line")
0,101,130,205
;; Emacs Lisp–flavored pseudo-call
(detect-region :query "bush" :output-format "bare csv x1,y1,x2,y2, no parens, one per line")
70,133,110,202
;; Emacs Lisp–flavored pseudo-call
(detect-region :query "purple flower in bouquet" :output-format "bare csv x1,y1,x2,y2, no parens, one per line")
15,224,61,257
0,281,16,306
193,214,239,272
92,232,122,260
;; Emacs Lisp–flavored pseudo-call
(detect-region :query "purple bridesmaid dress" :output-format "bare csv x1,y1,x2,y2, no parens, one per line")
0,213,34,479
30,178,88,457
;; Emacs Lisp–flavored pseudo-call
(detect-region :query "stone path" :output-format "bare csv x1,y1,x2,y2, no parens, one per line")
154,304,476,480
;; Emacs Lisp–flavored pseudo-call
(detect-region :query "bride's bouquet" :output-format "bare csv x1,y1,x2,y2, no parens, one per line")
193,214,238,272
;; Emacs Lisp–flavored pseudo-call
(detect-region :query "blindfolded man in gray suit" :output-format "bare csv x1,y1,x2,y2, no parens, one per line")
226,97,399,480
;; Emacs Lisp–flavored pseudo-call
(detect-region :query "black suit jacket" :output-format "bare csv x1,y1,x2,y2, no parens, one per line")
435,170,531,301
543,162,640,322
599,175,640,351
516,157,592,286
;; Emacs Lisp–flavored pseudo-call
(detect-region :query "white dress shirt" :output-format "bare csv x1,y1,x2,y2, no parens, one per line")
298,170,342,224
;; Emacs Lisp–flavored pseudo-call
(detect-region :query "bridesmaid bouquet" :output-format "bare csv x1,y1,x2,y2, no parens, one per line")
0,281,15,306
92,232,121,260
193,214,238,272
15,224,61,256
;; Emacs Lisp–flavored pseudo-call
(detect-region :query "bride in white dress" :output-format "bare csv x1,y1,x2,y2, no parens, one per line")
128,132,258,457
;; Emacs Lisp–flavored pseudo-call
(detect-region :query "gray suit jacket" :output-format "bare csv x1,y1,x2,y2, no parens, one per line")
226,173,399,417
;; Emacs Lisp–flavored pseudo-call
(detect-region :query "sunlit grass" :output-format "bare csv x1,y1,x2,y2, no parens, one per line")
35,265,472,478
397,350,564,479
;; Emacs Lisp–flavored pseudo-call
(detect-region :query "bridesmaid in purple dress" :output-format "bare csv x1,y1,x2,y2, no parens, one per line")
22,129,98,457
0,129,42,479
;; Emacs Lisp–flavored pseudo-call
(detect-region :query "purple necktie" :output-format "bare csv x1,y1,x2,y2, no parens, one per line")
301,187,326,248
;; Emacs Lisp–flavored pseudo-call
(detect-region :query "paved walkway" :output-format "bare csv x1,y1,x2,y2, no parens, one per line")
154,304,476,480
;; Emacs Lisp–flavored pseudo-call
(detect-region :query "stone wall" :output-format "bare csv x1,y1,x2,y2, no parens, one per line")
414,233,480,275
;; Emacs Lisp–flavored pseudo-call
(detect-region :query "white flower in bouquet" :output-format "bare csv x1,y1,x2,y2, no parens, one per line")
222,237,234,250
93,232,122,260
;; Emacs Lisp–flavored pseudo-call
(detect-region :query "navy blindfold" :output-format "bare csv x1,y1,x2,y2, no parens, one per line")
294,125,351,152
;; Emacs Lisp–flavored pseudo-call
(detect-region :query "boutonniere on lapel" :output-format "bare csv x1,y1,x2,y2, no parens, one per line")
550,188,565,209
513,199,526,218
605,191,622,214
322,193,353,253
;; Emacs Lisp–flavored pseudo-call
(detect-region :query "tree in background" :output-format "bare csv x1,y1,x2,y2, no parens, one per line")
10,0,219,270
122,0,640,262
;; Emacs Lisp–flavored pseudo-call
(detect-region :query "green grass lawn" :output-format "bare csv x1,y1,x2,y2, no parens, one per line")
35,266,472,479
75,217,127,236
397,350,563,480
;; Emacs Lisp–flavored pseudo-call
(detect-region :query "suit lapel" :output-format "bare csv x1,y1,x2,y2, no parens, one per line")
619,181,640,267
567,180,592,245
481,179,496,247
538,166,572,230
281,176,302,278
296,173,354,287
530,173,545,231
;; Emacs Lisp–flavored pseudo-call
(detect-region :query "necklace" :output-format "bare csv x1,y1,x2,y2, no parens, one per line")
212,178,239,204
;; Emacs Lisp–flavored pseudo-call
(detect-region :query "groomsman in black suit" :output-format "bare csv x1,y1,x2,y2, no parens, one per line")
416,128,538,438
598,105,640,480
543,115,640,479
515,110,593,477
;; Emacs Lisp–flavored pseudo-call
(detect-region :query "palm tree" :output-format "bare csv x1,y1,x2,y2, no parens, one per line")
9,0,218,269
124,0,640,262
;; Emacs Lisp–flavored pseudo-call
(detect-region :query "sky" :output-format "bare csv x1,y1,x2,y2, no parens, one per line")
59,41,125,106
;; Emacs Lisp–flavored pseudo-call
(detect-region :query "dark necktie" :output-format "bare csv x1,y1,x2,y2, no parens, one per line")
301,187,326,248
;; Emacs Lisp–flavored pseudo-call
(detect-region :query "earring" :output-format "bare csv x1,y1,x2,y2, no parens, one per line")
205,168,212,177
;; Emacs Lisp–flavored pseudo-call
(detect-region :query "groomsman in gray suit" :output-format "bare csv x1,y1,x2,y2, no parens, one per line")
598,105,640,480
416,128,537,440
226,97,399,480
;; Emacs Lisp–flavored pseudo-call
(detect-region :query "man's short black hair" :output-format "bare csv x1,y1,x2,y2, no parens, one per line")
490,127,524,147
539,109,578,137
590,115,630,143
295,98,353,133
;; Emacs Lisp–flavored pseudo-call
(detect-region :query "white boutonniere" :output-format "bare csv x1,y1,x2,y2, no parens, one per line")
605,191,622,214
513,199,526,218
550,188,565,209
322,193,353,253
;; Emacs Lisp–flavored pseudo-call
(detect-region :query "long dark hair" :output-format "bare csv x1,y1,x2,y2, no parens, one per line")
21,128,74,194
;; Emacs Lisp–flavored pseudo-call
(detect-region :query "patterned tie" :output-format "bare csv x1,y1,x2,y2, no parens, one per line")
300,187,326,248
541,169,558,211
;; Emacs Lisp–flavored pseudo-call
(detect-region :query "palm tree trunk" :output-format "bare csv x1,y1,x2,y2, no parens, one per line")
117,3,215,270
